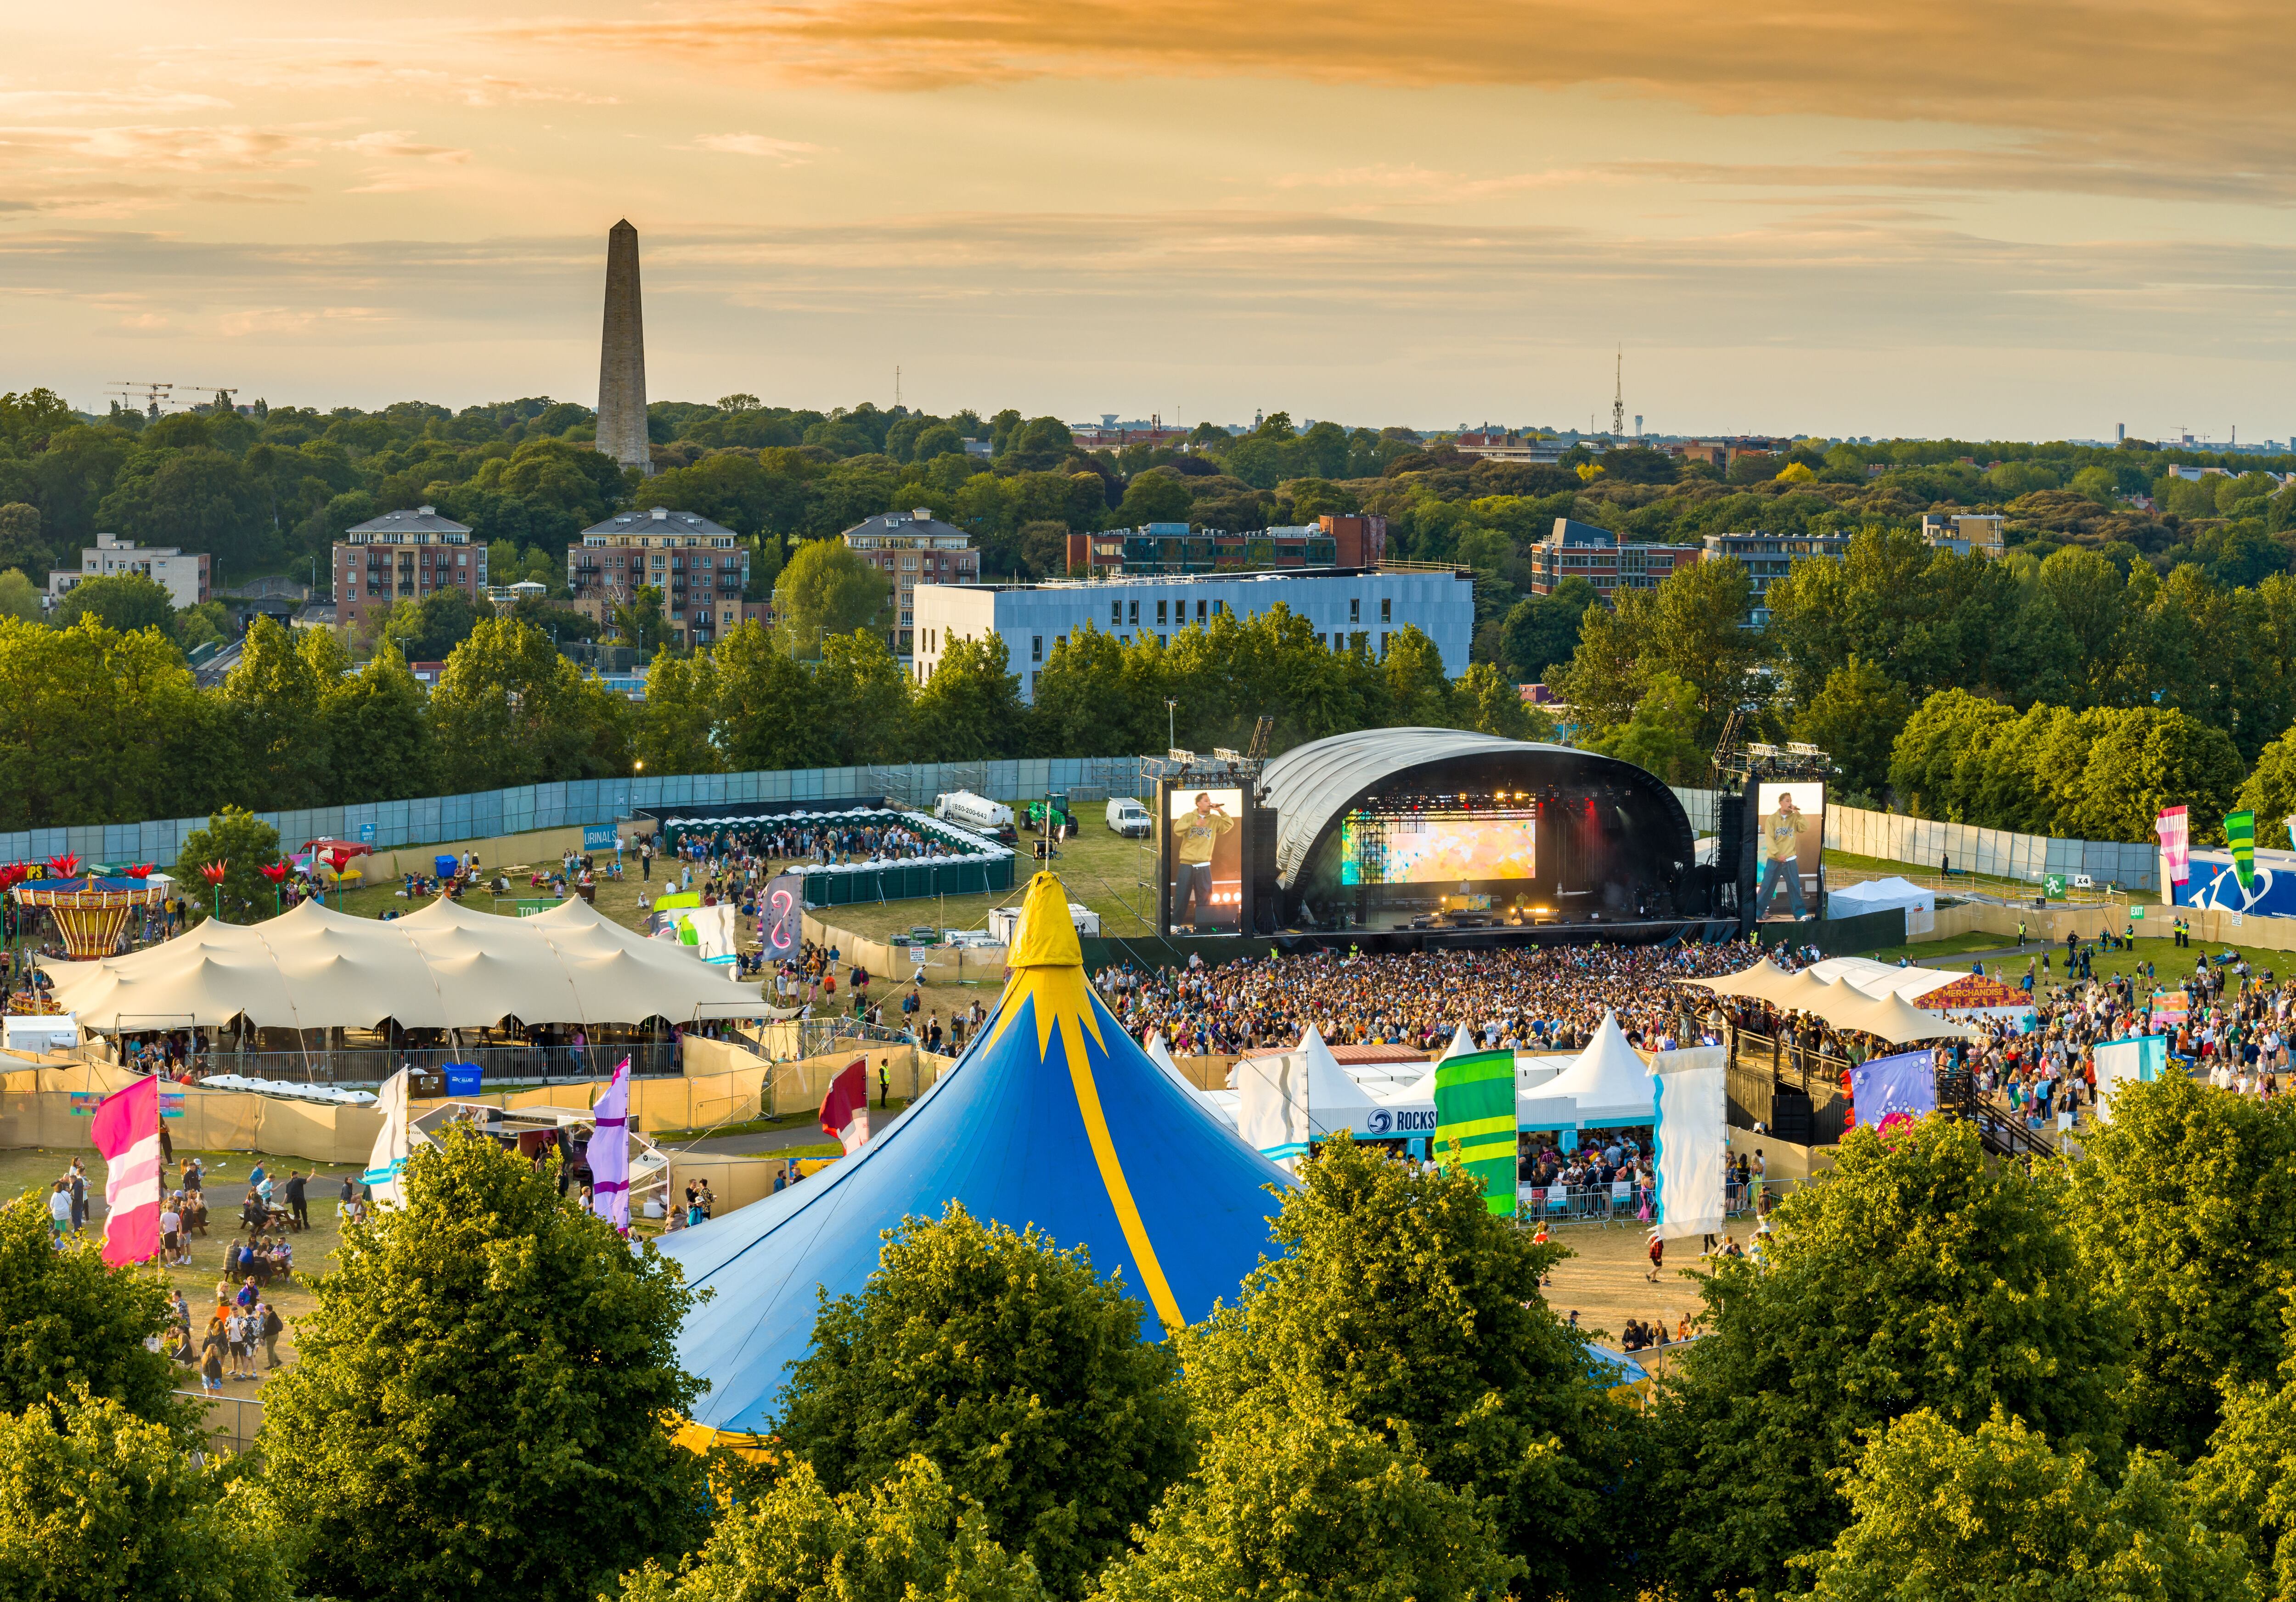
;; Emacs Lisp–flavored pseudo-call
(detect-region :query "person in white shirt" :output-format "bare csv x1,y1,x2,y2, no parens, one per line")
46,1181,70,1239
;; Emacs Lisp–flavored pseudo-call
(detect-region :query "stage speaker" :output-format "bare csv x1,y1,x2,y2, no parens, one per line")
1769,1088,1813,1145
1715,791,1745,915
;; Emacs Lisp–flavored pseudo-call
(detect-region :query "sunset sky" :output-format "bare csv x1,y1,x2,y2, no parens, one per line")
5,0,2291,438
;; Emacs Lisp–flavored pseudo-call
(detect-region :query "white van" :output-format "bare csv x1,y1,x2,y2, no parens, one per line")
1107,797,1152,838
934,790,1013,833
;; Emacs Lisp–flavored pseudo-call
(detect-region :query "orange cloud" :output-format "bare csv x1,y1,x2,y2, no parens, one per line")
502,0,2296,192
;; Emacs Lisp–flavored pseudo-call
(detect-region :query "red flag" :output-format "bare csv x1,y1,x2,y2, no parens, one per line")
90,1075,161,1265
820,1057,871,1155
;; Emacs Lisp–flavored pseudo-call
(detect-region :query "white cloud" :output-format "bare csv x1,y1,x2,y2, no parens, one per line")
683,132,821,163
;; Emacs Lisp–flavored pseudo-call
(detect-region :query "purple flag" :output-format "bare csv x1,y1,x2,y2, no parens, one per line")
589,1057,631,1229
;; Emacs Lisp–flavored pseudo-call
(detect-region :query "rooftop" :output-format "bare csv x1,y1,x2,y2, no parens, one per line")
343,505,473,537
580,506,738,540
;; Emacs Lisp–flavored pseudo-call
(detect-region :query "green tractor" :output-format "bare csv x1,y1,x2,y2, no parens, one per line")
1025,793,1077,839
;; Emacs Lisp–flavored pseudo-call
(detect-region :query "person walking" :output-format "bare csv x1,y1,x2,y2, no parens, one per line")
46,1180,70,1241
257,1301,284,1371
284,1169,308,1231
878,1058,890,1110
1646,1233,1665,1282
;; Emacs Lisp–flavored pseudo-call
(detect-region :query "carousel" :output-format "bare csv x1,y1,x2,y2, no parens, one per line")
8,858,172,961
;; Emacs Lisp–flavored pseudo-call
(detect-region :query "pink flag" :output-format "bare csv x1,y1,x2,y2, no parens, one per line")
820,1057,872,1155
2156,805,2191,887
589,1058,631,1230
90,1074,161,1266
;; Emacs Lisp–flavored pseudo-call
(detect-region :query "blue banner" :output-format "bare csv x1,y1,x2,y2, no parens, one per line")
583,823,619,851
1851,1048,1936,1130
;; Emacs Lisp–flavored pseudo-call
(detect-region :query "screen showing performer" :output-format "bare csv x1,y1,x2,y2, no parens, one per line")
1753,781,1824,921
1379,817,1536,884
1168,788,1244,932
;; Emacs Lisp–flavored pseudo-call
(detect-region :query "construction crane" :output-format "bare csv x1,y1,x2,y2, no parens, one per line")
107,381,176,419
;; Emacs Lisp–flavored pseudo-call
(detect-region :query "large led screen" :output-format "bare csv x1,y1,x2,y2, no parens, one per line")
1752,780,1825,921
1166,787,1245,932
1343,815,1537,885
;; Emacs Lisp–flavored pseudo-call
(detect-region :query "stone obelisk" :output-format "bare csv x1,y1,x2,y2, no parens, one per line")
596,219,652,476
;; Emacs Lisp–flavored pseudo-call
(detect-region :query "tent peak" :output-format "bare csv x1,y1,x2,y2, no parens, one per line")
1008,872,1081,969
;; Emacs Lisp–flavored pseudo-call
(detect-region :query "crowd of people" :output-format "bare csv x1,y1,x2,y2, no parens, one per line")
1096,939,1769,1059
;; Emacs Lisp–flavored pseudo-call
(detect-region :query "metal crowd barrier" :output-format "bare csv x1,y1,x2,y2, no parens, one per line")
178,1389,263,1456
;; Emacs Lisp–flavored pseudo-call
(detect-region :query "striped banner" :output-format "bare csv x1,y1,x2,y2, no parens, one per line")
590,1058,632,1230
2227,810,2257,889
1435,1047,1516,1216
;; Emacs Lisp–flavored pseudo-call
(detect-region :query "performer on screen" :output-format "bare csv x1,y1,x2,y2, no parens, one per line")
1172,793,1236,930
1756,791,1810,920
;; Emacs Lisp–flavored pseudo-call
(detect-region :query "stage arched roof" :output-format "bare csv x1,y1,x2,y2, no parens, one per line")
1258,727,1694,891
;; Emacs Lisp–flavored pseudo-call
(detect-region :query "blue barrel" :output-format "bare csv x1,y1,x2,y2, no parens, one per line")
434,854,459,878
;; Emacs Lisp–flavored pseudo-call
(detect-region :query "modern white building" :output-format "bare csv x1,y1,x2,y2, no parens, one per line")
911,568,1475,702
48,532,212,608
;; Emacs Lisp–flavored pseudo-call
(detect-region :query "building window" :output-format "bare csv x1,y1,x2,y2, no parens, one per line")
1196,599,1208,622
1128,599,1139,626
1111,600,1122,627
1349,597,1361,624
1379,633,1390,655
1032,635,1042,663
1380,597,1392,623
1155,599,1167,626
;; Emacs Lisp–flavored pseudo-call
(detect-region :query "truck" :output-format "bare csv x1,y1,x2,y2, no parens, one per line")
1106,797,1153,838
934,790,1013,835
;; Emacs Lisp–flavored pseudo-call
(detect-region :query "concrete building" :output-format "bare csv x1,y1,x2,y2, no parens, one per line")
333,507,485,636
1525,518,1702,600
567,506,763,648
840,509,978,655
47,532,211,609
595,219,652,477
1700,531,1853,627
912,568,1474,702
1919,513,2006,557
1451,430,1564,464
1067,514,1386,578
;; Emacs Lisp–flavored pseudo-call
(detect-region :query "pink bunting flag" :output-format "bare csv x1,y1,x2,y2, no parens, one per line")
589,1058,631,1230
90,1075,161,1266
2156,805,2190,887
820,1057,872,1155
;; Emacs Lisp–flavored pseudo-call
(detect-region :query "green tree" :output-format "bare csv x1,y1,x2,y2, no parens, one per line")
1588,670,1705,781
1179,1139,1632,1600
1552,590,1648,739
0,617,220,831
1495,576,1599,684
429,618,623,793
0,501,49,576
635,644,722,776
257,1126,706,1602
2065,1073,2296,1459
1804,1407,2252,1602
776,1206,1193,1600
382,586,479,662
912,630,1024,759
1114,470,1192,527
1643,553,1761,742
611,584,672,656
52,572,175,636
1888,688,2018,821
1030,626,1164,762
1381,625,1458,726
620,1456,1047,1602
320,638,433,802
775,537,887,658
1455,659,1542,739
1096,1400,1523,1602
2236,718,2296,836
1795,656,1913,802
0,1192,180,1426
715,619,827,771
1647,1116,2128,1600
0,568,41,623
174,805,285,923
0,1388,289,1602
809,629,913,766
220,614,329,809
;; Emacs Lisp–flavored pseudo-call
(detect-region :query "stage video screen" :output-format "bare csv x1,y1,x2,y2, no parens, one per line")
1753,780,1824,921
1378,817,1537,884
1166,787,1245,932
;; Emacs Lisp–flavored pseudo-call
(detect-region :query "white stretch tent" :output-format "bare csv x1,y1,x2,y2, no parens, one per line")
1146,1031,1238,1130
1533,1011,1654,1126
1805,956,1971,1005
1826,876,1936,919
1233,1024,1436,1146
42,896,767,1032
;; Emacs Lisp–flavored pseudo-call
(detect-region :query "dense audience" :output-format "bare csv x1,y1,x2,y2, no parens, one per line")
1098,938,1770,1057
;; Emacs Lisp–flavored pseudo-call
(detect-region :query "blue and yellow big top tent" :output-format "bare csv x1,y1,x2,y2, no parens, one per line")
659,872,1292,1443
